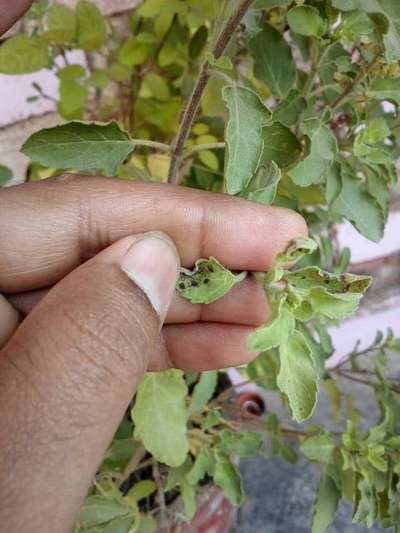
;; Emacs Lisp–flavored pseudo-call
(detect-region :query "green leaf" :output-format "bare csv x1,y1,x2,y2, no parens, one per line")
241,161,281,205
177,257,246,305
277,330,318,423
260,122,301,168
248,303,295,352
352,478,377,528
214,453,244,505
354,118,392,167
58,78,88,120
21,121,135,176
301,433,335,463
137,516,157,533
287,267,371,319
132,370,189,467
180,478,197,520
140,73,170,101
332,0,400,62
288,119,337,187
189,25,208,59
165,456,193,491
76,0,107,51
219,430,263,457
341,11,375,42
0,35,50,74
42,3,77,44
222,85,271,194
186,452,212,485
188,371,218,415
311,474,340,533
79,496,132,528
57,64,86,81
0,165,13,186
331,162,385,242
287,6,326,38
119,36,151,67
369,76,400,106
86,69,109,89
272,89,306,127
250,24,296,98
127,481,156,503
203,408,222,430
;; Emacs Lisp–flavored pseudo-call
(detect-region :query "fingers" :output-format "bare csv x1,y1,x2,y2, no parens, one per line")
0,176,307,293
164,323,257,371
0,0,33,36
170,275,269,325
0,294,19,348
9,275,270,326
0,232,179,531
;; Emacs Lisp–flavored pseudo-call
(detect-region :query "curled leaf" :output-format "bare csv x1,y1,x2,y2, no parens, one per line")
177,257,246,304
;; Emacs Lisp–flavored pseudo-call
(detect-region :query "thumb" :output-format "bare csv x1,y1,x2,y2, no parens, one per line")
0,232,179,532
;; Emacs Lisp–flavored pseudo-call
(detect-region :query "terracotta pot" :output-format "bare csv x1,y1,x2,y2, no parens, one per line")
180,486,234,533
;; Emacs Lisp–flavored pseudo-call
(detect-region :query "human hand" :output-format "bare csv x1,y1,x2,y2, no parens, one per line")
0,177,305,530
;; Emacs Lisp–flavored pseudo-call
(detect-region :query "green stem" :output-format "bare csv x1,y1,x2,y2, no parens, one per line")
302,40,321,98
131,139,172,151
184,142,226,157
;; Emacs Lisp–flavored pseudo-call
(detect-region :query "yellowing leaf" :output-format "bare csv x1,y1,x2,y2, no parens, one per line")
0,35,50,74
147,153,171,182
43,3,77,44
76,0,107,51
198,149,219,171
132,370,189,467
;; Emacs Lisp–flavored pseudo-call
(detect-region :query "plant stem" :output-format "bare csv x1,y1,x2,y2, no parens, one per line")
131,139,172,151
331,51,381,111
302,39,321,98
153,462,167,527
184,142,226,157
167,0,255,184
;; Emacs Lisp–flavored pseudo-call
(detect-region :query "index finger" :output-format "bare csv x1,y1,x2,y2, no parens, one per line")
0,175,307,292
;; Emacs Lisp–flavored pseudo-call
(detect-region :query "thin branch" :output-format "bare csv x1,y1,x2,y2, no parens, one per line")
118,444,146,488
131,139,172,151
167,0,255,184
153,462,167,527
183,142,226,157
331,51,381,111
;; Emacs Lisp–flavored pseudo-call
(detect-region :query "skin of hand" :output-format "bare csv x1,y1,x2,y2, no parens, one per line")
0,4,307,532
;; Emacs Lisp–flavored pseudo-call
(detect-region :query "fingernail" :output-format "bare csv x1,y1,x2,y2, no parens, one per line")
120,232,180,321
